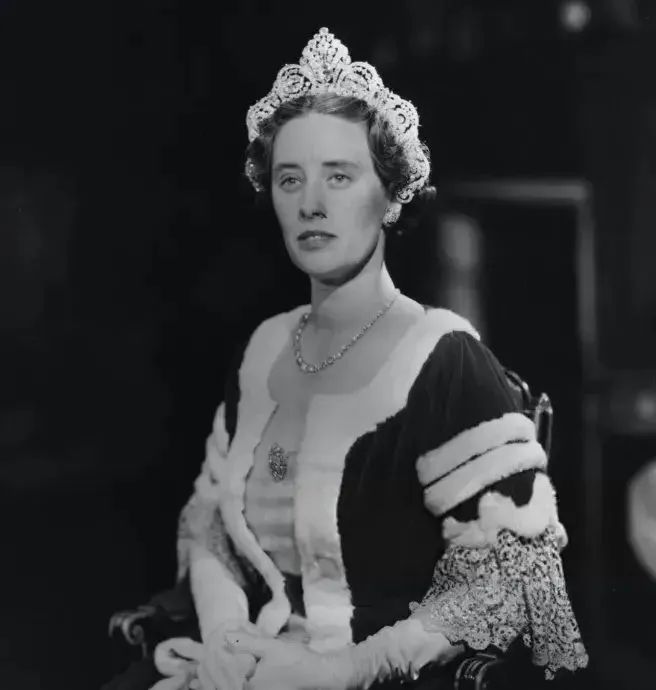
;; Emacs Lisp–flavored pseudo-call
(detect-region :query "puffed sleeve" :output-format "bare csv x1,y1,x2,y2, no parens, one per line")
410,330,588,680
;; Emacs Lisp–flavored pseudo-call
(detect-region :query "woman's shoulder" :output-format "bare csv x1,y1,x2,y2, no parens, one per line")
401,306,481,376
400,307,518,419
407,309,522,442
420,306,480,342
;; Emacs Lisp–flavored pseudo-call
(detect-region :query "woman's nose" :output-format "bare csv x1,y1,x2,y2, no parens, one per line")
298,180,326,220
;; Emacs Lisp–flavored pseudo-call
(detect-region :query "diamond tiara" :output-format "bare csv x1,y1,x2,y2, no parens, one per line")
245,27,430,204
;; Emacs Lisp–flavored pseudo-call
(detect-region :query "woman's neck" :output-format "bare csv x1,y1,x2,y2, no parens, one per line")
308,243,397,335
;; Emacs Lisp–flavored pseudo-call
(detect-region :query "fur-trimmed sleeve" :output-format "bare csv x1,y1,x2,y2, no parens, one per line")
414,330,548,516
410,472,588,679
176,401,247,587
409,331,588,679
176,339,249,586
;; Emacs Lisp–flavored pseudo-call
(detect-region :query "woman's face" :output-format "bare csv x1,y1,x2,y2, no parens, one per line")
270,112,389,283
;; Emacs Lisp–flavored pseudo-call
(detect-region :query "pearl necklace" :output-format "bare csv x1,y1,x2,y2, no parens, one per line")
293,290,400,375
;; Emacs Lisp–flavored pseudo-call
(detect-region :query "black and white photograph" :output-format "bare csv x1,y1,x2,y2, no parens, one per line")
1,1,655,689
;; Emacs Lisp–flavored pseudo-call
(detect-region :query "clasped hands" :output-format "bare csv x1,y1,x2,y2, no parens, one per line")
199,622,354,690
156,617,459,690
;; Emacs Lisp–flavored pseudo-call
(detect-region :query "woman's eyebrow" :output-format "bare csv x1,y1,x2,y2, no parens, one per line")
272,162,301,175
272,160,361,175
322,160,360,169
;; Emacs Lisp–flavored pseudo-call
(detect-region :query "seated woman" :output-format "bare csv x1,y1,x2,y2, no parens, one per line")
149,27,588,690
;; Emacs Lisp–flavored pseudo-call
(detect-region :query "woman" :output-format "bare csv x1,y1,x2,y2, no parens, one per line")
151,27,588,690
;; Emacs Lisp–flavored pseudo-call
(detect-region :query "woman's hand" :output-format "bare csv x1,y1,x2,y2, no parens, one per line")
227,632,354,690
197,622,259,690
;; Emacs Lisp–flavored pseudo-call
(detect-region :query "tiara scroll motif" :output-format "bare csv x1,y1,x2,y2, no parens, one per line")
245,27,430,204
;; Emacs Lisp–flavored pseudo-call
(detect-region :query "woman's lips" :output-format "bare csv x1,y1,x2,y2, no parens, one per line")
297,231,336,249
297,230,335,240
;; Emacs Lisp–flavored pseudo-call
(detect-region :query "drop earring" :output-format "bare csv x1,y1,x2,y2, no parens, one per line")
383,204,401,227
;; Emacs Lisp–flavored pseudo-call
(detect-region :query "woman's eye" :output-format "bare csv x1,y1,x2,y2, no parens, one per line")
330,174,350,185
280,176,300,188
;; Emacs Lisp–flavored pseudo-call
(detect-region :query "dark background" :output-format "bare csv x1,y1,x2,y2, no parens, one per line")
1,1,656,688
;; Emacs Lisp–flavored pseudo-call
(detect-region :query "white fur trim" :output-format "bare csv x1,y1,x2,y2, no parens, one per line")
442,472,565,547
293,415,361,650
215,306,479,647
188,542,250,640
423,439,548,517
216,310,305,636
294,308,480,649
257,533,296,551
211,402,230,458
191,402,230,502
153,637,203,677
177,403,232,582
416,412,537,489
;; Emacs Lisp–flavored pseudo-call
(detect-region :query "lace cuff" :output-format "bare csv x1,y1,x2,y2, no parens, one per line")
410,527,588,679
176,495,247,586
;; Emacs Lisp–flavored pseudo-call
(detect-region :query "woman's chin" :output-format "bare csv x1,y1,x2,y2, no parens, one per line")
297,261,351,285
292,252,340,276
288,245,367,285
